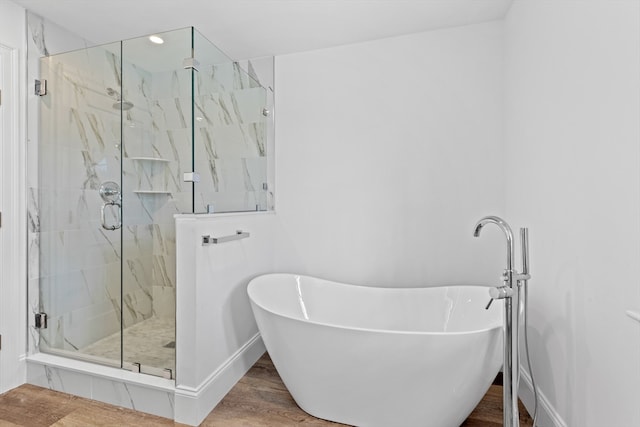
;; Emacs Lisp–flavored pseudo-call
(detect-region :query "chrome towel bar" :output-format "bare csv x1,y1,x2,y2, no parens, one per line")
202,230,250,245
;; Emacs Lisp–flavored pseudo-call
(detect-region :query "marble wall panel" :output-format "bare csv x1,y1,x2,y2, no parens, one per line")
151,69,192,101
27,361,176,420
63,300,120,350
152,286,176,319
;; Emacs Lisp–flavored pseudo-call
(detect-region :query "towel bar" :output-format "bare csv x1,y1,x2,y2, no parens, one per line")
202,230,250,245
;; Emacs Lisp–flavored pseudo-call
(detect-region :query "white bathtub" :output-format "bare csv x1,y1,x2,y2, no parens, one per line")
247,273,503,427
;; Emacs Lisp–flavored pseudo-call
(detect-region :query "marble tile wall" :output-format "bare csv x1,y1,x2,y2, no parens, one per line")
27,356,176,420
145,59,271,214
192,59,271,213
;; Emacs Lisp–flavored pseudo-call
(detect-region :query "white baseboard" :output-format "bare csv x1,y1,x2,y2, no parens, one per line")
174,333,266,426
519,368,567,427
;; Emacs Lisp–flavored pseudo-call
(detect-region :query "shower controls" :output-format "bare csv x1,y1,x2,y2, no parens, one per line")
99,181,122,231
99,181,121,202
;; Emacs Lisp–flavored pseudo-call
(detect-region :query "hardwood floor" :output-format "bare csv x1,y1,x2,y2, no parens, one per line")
203,354,533,427
0,353,533,426
0,383,184,426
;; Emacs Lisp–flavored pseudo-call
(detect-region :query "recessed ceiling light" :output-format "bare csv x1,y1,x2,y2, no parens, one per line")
149,35,164,45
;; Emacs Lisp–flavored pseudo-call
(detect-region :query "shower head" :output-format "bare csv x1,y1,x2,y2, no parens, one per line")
106,87,120,98
106,87,134,111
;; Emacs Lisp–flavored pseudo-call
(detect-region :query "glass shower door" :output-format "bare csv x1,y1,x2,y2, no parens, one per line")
38,42,125,367
119,28,194,378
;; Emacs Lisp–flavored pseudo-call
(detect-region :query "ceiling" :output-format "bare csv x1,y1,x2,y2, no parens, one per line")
12,0,513,60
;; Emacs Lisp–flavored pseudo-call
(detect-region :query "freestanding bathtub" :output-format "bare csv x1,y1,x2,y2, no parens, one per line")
247,273,503,427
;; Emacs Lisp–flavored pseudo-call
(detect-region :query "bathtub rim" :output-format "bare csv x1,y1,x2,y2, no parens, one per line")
248,273,503,336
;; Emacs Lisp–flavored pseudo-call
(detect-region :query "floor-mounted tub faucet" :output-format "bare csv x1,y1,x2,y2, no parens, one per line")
473,216,531,427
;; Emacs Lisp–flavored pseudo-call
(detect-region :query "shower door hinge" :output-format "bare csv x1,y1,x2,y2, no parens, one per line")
35,312,48,329
182,57,200,72
35,79,47,96
183,172,200,183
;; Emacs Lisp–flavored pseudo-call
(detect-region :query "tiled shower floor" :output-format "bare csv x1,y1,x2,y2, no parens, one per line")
81,317,175,373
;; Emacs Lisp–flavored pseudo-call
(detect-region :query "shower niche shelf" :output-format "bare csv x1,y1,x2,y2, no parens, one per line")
128,157,170,162
133,190,172,195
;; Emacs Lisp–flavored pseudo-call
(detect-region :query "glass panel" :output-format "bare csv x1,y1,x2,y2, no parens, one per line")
38,42,123,367
120,27,193,376
192,29,269,213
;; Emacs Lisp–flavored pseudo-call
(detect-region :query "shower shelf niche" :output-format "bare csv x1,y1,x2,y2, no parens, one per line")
127,157,172,194
128,157,170,162
133,190,172,195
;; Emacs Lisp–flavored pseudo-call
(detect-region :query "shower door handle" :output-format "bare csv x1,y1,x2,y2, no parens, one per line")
101,200,122,230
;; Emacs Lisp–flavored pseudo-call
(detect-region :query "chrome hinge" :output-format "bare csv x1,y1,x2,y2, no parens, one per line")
35,79,47,96
35,312,48,329
0,88,2,106
0,334,2,350
183,172,200,183
182,57,200,72
0,211,2,228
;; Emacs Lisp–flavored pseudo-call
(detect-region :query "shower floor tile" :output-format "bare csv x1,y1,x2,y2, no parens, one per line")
81,316,175,372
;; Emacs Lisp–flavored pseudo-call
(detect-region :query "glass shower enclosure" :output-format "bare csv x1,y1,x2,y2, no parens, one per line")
35,27,270,378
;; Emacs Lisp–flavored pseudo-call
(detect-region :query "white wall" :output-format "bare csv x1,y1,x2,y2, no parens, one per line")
0,0,27,393
274,21,506,288
504,1,640,426
174,212,275,425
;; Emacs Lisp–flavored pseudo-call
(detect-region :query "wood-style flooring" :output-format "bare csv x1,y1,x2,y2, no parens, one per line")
0,353,533,426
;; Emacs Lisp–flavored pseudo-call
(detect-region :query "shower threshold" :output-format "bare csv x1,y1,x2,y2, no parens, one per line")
37,316,175,378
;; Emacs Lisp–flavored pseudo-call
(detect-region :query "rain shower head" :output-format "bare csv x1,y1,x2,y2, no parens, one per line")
106,87,119,98
106,87,134,111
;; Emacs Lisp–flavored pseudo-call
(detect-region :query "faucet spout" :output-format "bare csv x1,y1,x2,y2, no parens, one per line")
473,215,515,272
